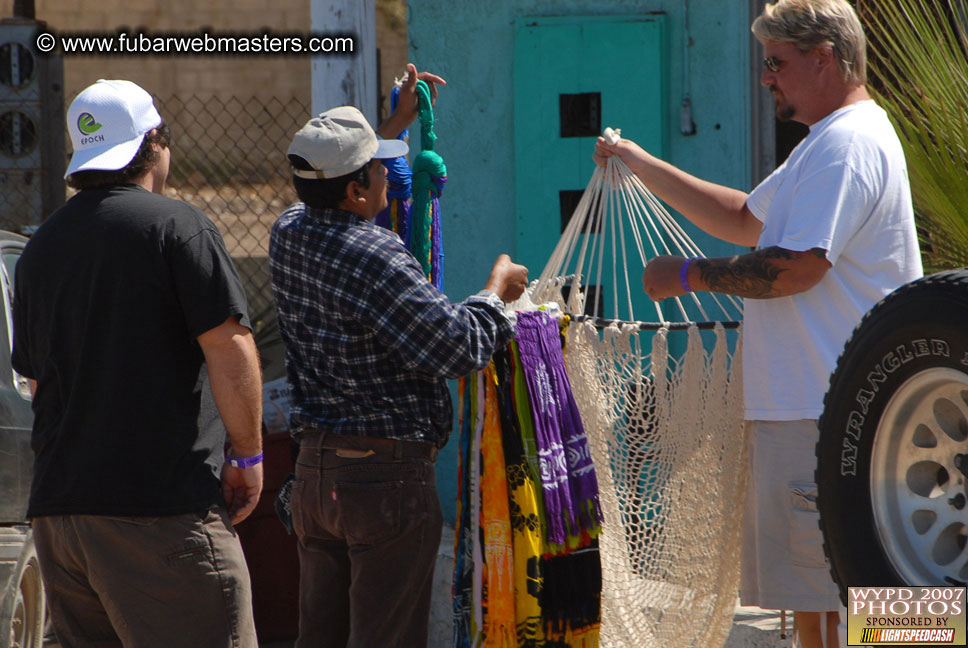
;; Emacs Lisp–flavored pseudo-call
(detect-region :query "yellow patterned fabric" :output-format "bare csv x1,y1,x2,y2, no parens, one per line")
481,363,516,647
503,343,547,646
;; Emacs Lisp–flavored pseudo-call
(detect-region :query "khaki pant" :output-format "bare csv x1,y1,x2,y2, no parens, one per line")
32,508,257,648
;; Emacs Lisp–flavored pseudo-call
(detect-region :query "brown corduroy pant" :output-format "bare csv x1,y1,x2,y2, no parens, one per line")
292,443,442,648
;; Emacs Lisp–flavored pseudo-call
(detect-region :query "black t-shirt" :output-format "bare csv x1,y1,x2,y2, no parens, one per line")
12,184,250,517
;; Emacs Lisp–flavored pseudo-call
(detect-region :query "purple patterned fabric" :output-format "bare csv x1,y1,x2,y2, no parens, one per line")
548,332,602,533
514,311,602,544
514,311,575,545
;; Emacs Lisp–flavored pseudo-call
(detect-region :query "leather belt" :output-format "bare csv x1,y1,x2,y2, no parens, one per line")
300,430,438,462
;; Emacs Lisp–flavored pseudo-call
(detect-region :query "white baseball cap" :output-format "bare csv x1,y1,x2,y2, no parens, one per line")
65,79,162,178
288,106,408,179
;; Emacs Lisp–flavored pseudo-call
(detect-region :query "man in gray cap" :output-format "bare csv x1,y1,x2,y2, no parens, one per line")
13,79,263,647
269,69,528,648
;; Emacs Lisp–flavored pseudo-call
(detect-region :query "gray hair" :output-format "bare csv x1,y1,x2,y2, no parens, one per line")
752,0,867,85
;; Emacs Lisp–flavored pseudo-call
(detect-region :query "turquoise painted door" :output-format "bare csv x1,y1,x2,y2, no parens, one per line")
513,15,667,322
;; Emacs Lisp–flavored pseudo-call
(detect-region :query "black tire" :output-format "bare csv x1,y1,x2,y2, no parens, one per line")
817,270,968,603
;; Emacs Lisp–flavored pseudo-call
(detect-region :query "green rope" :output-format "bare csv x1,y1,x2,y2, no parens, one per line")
416,79,437,152
410,79,446,276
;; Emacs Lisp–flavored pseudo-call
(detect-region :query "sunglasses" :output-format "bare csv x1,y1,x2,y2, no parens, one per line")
763,56,782,72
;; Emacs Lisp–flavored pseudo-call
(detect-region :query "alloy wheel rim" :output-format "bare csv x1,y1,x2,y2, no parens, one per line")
871,367,968,585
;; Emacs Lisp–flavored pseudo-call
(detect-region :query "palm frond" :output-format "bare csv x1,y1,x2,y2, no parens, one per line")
860,0,968,271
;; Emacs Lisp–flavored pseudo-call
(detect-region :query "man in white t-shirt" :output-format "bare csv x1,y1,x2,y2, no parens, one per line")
595,1,922,647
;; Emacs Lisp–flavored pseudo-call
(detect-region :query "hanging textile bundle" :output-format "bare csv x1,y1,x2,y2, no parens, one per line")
374,78,446,289
455,311,603,648
373,85,412,243
409,79,447,289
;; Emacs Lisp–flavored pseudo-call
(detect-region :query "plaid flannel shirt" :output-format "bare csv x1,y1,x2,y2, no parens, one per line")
268,204,513,446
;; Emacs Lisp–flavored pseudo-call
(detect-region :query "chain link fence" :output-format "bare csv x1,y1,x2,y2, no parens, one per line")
157,93,310,380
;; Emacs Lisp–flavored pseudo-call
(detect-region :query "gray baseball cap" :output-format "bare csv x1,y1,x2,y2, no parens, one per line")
288,106,408,179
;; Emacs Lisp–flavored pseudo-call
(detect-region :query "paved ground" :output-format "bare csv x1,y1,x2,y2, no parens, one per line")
260,606,794,647
51,606,825,648
724,605,790,648
48,522,834,647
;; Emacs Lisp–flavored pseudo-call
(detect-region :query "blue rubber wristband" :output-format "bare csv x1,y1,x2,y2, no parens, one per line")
680,257,697,293
227,452,264,469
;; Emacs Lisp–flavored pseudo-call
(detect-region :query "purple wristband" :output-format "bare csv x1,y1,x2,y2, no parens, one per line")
679,257,697,293
226,451,264,469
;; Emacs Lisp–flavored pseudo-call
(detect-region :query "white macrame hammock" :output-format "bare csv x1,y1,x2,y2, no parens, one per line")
517,129,748,648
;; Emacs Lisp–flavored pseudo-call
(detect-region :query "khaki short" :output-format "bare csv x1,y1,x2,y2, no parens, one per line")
740,419,842,612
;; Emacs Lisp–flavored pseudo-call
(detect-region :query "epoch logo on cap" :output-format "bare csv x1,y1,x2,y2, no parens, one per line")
77,112,102,136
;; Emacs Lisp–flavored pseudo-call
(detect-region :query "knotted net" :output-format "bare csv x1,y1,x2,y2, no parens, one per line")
522,135,748,647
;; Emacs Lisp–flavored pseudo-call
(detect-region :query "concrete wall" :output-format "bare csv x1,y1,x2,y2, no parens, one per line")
6,0,408,112
407,0,756,525
13,0,311,99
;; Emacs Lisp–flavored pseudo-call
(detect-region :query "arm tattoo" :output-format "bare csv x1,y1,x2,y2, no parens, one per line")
694,246,824,299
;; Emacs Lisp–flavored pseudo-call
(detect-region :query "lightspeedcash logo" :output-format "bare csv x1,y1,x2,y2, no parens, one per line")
859,627,956,643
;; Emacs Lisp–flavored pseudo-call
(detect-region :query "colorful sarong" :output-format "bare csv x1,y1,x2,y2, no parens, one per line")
481,363,515,647
516,311,602,547
495,345,546,646
453,376,473,648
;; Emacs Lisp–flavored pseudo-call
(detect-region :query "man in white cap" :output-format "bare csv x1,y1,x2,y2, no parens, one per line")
269,68,529,648
12,79,263,647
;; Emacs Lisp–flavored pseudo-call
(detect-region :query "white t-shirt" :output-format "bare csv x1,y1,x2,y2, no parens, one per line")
743,100,922,420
